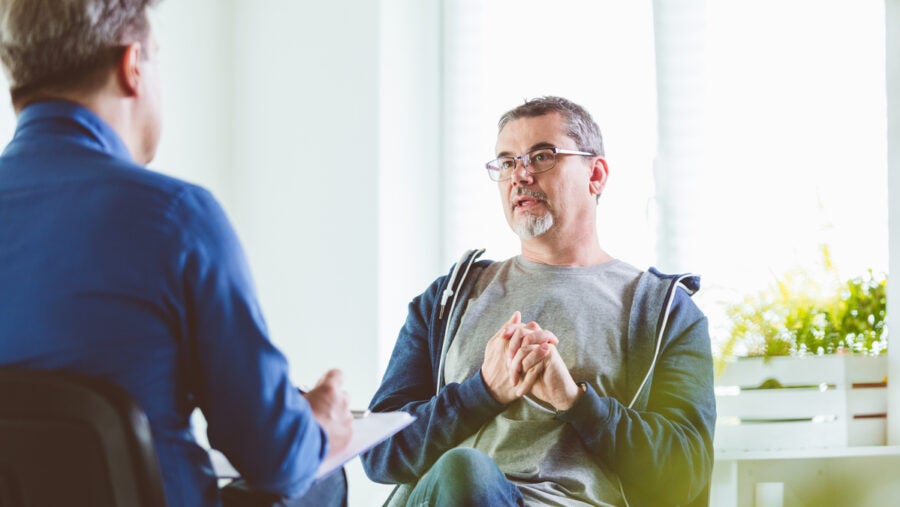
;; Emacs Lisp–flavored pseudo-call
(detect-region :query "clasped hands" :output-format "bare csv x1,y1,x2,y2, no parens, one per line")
481,311,583,411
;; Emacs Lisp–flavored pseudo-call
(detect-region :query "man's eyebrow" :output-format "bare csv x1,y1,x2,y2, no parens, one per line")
496,141,556,157
528,142,556,152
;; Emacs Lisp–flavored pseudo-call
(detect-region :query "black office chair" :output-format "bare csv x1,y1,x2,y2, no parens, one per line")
0,369,167,507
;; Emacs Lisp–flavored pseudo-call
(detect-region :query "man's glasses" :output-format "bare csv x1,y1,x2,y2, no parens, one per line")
485,147,596,182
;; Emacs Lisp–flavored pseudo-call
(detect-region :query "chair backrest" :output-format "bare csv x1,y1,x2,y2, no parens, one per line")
0,369,167,507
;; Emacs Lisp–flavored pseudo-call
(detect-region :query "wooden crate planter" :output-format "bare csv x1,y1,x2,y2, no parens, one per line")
714,355,887,452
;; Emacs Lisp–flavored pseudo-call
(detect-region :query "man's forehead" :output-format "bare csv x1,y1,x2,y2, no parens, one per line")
495,112,571,153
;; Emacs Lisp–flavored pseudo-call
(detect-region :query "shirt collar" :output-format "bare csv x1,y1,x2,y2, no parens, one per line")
14,100,134,162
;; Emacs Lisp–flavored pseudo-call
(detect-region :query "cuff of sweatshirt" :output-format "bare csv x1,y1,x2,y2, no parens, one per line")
456,370,508,420
555,382,612,429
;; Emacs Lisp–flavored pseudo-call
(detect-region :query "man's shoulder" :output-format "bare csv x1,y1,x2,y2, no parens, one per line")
104,159,205,199
641,267,701,294
58,157,225,242
89,158,219,216
437,249,496,284
628,268,704,324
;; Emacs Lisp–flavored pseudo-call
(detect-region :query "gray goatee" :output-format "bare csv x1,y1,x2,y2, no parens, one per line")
511,188,554,239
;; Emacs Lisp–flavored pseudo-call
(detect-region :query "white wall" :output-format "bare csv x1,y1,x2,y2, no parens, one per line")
225,0,380,405
378,0,444,377
152,1,417,504
231,4,385,503
154,0,387,413
152,0,235,206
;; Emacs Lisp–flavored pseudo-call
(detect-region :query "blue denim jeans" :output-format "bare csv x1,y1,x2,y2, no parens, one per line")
405,448,524,507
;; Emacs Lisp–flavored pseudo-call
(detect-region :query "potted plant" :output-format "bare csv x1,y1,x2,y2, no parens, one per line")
714,246,888,452
718,244,886,361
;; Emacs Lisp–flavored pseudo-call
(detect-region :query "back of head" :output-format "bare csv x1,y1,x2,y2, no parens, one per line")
498,96,605,157
0,0,157,109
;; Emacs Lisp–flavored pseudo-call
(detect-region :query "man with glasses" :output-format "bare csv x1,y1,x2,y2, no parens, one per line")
362,96,715,506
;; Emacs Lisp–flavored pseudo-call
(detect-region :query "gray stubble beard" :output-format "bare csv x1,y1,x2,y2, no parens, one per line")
512,211,554,239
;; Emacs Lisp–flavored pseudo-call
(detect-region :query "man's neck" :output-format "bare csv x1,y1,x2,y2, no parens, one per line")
21,77,147,165
519,229,612,267
76,93,140,161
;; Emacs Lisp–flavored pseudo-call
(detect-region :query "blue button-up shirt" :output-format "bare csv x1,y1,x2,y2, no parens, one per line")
0,101,326,506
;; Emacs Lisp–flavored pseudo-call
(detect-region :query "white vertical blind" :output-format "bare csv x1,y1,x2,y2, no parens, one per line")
441,0,659,268
651,0,706,273
886,0,900,446
378,0,444,374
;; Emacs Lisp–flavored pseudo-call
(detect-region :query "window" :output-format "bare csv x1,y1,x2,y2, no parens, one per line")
697,1,887,348
441,0,658,267
442,0,888,357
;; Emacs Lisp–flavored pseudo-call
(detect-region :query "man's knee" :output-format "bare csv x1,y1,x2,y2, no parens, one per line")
407,448,522,506
434,447,499,479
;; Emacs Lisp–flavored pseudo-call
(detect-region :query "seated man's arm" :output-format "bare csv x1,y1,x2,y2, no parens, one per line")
360,278,510,484
172,187,332,498
556,290,716,506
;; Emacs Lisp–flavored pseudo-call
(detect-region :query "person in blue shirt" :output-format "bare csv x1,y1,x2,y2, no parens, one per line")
0,1,352,506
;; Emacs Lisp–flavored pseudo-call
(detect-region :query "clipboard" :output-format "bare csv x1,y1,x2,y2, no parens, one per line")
209,411,415,481
315,411,415,480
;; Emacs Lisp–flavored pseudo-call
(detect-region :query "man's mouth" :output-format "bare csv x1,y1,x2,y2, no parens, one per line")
514,196,539,209
512,189,547,210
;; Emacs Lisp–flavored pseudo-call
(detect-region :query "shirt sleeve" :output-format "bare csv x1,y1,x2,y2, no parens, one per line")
360,276,507,484
167,185,326,498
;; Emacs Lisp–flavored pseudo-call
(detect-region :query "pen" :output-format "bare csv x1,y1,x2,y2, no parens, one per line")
352,409,371,419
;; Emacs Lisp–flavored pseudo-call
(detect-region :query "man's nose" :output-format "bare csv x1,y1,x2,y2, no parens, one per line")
512,160,533,185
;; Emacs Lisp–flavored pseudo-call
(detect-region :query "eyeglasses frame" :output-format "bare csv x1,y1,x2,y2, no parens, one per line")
485,147,597,182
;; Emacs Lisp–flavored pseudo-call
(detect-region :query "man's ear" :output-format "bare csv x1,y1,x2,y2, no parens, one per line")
117,42,143,96
589,157,609,197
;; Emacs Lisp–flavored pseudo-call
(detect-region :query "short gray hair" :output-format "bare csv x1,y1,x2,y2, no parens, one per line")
0,0,158,106
497,96,605,157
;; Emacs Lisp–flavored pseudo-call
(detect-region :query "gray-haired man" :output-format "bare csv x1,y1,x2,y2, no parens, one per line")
362,96,716,506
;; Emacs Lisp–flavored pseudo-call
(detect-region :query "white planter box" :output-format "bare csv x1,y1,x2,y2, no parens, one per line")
714,355,887,452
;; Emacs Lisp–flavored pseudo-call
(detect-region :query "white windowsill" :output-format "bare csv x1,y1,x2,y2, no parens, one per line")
716,445,900,461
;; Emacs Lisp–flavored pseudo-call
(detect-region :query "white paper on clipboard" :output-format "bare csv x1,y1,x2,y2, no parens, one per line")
315,411,415,480
209,411,415,482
